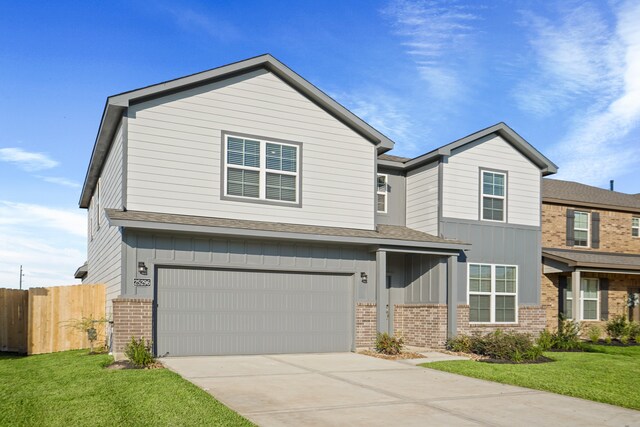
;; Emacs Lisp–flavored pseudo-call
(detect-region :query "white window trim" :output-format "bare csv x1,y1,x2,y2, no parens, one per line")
467,263,518,324
565,277,574,321
573,211,590,248
481,170,507,223
580,278,600,321
377,173,388,213
632,217,640,238
223,134,300,204
96,178,101,230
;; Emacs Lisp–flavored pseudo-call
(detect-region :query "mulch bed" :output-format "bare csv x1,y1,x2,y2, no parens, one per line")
105,360,164,370
358,350,424,360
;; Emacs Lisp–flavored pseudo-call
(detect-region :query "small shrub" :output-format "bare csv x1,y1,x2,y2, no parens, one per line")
375,332,404,355
448,330,542,363
605,336,612,344
627,321,640,338
446,335,473,353
554,318,583,351
536,329,554,351
606,314,628,340
620,335,630,345
634,334,640,344
124,337,155,368
587,325,601,344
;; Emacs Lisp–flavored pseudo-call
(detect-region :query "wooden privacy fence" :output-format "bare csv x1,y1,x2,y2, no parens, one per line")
0,284,105,355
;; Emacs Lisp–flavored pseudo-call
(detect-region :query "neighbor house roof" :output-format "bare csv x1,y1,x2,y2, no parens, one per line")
79,54,396,208
105,209,469,251
542,248,640,272
74,262,88,280
543,179,640,213
376,122,558,175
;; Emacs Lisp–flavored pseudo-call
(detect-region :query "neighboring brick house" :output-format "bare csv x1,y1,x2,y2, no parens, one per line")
541,179,640,331
77,55,557,357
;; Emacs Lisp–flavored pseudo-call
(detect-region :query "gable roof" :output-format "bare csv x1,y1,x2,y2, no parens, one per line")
377,122,558,175
79,54,396,208
543,179,640,213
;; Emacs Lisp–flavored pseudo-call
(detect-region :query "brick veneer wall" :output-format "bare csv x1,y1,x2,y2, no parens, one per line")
112,297,153,355
394,304,448,349
542,203,640,253
356,303,376,347
457,305,546,337
541,272,638,330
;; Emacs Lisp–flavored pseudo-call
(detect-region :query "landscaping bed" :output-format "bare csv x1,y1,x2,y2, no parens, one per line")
0,350,253,426
358,349,423,360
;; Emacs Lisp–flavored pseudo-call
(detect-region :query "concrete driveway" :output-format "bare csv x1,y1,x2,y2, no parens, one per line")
162,353,640,427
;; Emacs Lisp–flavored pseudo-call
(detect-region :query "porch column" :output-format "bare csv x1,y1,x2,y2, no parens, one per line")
571,270,581,321
447,254,458,338
376,249,388,334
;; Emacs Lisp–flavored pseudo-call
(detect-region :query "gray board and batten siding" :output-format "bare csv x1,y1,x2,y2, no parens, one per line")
440,218,542,306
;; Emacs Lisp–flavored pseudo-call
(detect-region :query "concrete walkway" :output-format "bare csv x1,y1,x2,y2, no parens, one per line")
162,353,640,427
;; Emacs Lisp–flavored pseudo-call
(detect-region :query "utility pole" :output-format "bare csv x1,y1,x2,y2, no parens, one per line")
19,265,24,290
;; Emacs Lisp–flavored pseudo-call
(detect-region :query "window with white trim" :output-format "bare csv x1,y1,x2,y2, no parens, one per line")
632,217,639,238
574,211,590,247
581,278,599,320
468,264,517,323
377,174,388,213
481,171,506,222
224,134,299,204
565,277,573,320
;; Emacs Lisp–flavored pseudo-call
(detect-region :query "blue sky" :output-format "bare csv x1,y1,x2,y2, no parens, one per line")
1,0,639,287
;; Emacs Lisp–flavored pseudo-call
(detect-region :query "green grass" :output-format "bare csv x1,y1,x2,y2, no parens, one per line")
0,350,253,426
423,344,640,410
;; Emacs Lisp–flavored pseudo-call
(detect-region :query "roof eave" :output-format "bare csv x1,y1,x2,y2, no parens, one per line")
543,197,640,214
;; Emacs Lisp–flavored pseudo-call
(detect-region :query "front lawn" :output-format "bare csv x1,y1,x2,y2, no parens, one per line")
0,350,253,426
423,344,640,410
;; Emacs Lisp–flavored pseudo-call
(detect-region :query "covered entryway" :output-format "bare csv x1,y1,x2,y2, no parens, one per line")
155,267,354,356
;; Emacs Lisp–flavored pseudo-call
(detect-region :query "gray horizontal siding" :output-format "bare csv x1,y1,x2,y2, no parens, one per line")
86,121,124,311
406,162,439,235
126,69,376,230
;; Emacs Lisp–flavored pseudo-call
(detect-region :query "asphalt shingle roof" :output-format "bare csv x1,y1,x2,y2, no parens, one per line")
106,209,466,246
378,154,411,163
543,179,640,211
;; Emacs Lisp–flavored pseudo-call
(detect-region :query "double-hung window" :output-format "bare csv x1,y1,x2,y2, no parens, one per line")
581,278,599,320
573,211,590,247
632,217,639,238
377,174,388,213
565,277,599,320
224,134,299,204
468,264,517,323
481,170,506,222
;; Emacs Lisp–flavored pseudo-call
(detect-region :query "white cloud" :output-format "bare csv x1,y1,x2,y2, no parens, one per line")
167,7,240,41
333,90,426,154
0,201,86,238
0,147,59,171
39,176,82,189
0,201,86,289
514,3,624,116
382,0,480,100
535,1,640,185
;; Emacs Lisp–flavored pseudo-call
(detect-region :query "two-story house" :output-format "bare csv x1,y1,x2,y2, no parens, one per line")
541,179,640,330
78,55,556,357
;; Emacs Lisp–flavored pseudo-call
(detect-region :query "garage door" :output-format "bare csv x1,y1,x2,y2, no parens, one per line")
156,267,354,356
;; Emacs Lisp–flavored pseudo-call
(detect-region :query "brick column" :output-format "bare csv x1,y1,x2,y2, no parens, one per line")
356,302,377,347
112,297,153,358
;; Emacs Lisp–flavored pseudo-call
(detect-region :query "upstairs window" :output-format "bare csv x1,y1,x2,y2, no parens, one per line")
224,134,300,205
481,170,506,222
377,174,388,213
633,217,639,237
574,211,590,247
